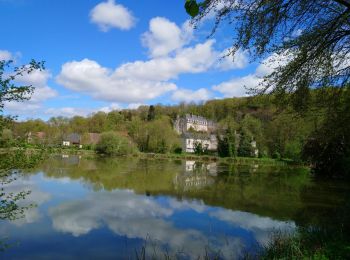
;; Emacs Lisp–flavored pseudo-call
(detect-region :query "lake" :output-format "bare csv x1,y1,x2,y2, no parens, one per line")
1,155,349,259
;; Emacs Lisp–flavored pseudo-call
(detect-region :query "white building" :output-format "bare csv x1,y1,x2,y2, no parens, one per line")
174,114,218,153
174,114,216,134
181,132,218,153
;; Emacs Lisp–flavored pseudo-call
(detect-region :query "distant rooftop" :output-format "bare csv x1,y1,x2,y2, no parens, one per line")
185,114,215,125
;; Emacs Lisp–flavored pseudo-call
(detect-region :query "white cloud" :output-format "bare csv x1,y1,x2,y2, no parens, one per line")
216,49,249,70
115,40,217,82
57,17,251,106
171,88,212,103
213,74,261,97
45,107,94,118
56,40,218,104
90,0,136,31
3,176,51,226
142,17,193,58
255,52,291,77
213,51,292,97
45,103,122,118
127,103,144,109
48,190,244,258
0,50,12,61
210,209,295,245
47,186,295,258
98,103,121,113
56,59,177,103
16,69,57,103
4,69,57,116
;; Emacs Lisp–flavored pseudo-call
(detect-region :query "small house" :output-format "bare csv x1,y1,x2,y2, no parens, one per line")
62,133,81,147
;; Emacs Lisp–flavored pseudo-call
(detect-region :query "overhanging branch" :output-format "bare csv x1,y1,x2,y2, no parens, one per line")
334,0,350,9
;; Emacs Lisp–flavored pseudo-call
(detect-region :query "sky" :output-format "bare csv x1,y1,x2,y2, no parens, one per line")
0,0,276,120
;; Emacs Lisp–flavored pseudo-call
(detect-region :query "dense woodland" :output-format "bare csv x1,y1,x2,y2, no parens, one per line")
3,87,347,169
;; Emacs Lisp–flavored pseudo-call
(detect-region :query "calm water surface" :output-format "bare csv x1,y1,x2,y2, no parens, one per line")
1,156,348,259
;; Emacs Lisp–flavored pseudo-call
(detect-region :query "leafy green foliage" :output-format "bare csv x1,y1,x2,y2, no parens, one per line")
184,0,350,176
147,105,156,121
0,60,45,113
303,87,350,178
187,0,350,95
0,150,43,252
0,150,43,220
217,127,237,157
258,227,350,259
193,141,209,155
238,131,252,157
0,129,14,148
128,116,180,154
95,131,138,156
185,0,200,17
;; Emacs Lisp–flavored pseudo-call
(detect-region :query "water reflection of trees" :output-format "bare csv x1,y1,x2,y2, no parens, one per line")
0,150,42,250
34,156,313,221
5,155,348,257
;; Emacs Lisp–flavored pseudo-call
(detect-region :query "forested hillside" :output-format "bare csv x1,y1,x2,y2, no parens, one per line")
3,88,337,163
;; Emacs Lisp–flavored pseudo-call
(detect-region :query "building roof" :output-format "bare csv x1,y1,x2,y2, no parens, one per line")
181,132,215,140
64,133,81,144
185,114,215,125
185,114,207,121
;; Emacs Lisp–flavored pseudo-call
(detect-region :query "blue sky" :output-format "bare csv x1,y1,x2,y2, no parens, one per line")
0,0,274,120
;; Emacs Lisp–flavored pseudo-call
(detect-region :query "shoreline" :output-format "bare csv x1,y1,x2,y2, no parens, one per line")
0,147,304,167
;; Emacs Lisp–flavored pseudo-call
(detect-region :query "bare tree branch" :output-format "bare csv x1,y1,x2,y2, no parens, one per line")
334,0,350,9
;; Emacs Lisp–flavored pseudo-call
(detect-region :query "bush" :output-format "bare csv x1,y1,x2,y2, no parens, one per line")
0,129,14,148
284,140,302,162
173,146,182,154
272,151,281,160
127,116,181,154
95,132,138,156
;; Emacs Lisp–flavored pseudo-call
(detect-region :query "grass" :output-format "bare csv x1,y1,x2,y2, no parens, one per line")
133,227,350,259
134,228,349,259
251,228,350,260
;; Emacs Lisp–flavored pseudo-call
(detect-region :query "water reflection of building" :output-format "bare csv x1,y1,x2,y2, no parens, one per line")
174,161,217,191
60,154,81,165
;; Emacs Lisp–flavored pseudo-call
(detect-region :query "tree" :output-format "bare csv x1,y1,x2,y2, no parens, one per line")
95,131,138,156
241,114,263,151
303,87,350,178
185,0,350,176
0,59,44,249
193,141,205,155
0,59,45,131
0,129,13,147
185,0,349,98
70,116,88,134
147,105,156,121
217,126,237,157
238,130,253,157
88,112,108,133
106,111,124,131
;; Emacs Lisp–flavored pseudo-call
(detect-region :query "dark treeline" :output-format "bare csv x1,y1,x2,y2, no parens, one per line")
2,87,349,177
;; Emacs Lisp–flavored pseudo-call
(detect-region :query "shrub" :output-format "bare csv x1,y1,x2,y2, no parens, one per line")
284,140,302,162
272,151,281,160
173,146,182,154
95,131,138,156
